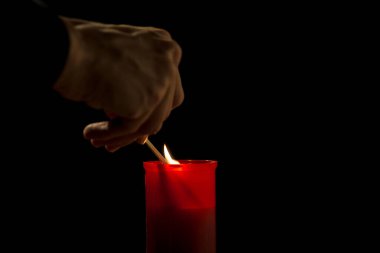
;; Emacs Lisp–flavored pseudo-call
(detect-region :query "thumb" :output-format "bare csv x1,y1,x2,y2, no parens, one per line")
136,135,148,145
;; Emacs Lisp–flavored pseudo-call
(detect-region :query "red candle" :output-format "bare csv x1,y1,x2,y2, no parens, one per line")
144,160,217,253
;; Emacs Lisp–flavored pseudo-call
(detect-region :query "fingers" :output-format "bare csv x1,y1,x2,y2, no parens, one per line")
91,134,140,153
136,85,172,135
83,85,172,152
84,121,150,152
83,65,182,153
83,118,143,141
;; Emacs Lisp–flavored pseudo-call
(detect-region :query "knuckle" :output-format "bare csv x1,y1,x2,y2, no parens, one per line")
155,40,181,58
165,41,182,65
153,28,172,39
173,91,184,108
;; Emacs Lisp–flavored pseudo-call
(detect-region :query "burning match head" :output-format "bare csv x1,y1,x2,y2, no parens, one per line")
144,139,180,164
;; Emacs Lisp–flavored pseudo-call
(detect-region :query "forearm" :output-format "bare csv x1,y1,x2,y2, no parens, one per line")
13,1,69,88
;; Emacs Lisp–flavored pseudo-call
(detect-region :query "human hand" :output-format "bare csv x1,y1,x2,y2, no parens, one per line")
54,17,184,152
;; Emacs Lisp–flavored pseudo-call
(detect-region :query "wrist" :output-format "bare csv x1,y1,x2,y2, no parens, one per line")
53,17,89,101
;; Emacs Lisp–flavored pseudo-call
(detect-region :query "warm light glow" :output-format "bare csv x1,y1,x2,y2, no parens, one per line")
164,144,180,164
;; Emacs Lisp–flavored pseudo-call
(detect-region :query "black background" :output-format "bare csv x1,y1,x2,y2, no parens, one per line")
22,1,343,251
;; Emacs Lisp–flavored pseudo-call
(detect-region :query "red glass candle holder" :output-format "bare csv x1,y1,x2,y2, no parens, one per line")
144,160,217,253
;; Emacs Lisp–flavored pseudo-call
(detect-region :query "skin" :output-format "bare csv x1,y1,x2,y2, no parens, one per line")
54,17,184,152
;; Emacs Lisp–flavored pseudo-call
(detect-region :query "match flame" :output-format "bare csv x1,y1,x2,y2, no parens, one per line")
164,144,180,164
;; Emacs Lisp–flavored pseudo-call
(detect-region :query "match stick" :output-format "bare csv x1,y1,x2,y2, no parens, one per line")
145,138,167,163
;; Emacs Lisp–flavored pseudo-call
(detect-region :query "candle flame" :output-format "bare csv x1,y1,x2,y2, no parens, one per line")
164,144,180,164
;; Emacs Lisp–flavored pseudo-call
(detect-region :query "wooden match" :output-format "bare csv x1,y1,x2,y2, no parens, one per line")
145,138,167,163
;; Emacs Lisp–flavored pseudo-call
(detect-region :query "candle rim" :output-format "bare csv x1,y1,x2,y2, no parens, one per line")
143,160,217,171
144,159,217,164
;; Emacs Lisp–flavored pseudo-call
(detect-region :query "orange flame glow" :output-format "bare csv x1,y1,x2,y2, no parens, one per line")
164,144,180,164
